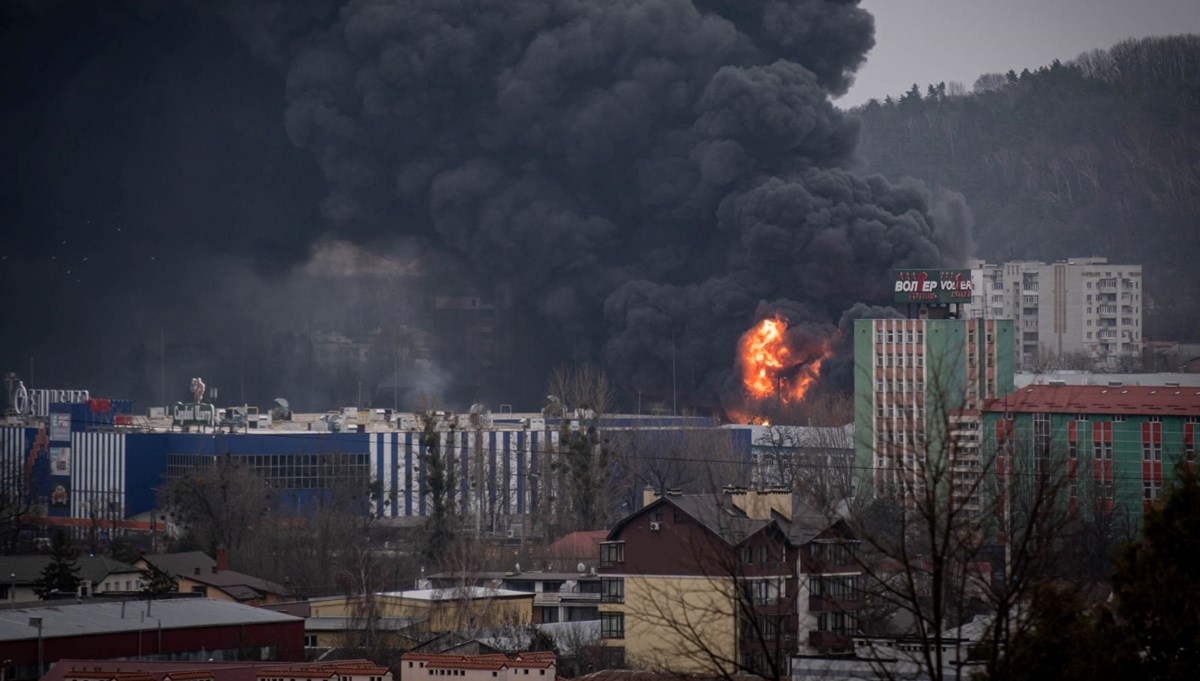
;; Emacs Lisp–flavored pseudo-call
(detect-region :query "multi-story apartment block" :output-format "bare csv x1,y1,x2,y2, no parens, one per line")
983,384,1200,527
965,258,1143,370
854,317,1015,511
596,488,861,677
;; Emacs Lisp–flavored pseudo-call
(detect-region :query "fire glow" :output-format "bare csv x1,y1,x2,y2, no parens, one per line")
737,315,830,407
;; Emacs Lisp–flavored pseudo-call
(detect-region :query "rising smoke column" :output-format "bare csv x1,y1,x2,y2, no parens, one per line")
277,0,970,412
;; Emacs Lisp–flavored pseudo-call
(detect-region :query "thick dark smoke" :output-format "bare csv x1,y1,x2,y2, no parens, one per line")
0,0,969,414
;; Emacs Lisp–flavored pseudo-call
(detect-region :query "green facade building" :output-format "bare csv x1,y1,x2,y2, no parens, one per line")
983,384,1200,525
854,317,1015,508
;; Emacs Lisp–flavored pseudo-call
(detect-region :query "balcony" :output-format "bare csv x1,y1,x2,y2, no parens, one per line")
809,631,854,652
808,596,863,613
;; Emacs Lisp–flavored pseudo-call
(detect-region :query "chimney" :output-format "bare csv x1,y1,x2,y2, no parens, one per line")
641,486,659,509
216,548,228,572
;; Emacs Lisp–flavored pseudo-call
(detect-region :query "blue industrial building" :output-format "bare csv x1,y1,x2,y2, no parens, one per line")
2,410,755,530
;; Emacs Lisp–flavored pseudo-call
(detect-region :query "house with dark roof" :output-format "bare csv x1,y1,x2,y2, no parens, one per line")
596,488,861,677
0,554,143,604
131,551,290,606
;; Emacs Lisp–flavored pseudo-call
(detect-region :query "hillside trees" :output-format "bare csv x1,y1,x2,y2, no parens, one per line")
853,35,1200,337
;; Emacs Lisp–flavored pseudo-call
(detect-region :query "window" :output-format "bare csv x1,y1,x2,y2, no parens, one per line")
601,612,625,639
810,575,858,601
816,611,858,635
745,579,779,606
759,545,769,566
601,577,624,603
600,542,625,568
673,508,689,524
742,546,753,564
304,634,318,648
651,507,663,523
1112,414,1125,422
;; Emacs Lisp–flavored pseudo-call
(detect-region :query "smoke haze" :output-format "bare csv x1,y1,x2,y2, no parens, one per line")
0,0,968,414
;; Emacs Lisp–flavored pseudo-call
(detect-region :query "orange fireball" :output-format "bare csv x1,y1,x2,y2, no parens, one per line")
737,315,830,407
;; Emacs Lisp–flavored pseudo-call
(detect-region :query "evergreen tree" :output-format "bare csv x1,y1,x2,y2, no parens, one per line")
33,531,81,598
139,561,177,598
1111,464,1200,679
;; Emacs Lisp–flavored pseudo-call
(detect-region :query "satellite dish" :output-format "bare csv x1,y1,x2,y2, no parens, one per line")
514,562,521,573
577,562,587,573
274,398,290,410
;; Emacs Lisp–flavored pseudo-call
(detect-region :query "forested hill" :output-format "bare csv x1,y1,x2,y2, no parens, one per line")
851,35,1200,340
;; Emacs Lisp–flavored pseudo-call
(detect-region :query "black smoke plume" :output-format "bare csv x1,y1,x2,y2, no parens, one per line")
0,0,968,414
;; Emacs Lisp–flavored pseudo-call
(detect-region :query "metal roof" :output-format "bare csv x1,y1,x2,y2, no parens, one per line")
0,599,300,641
985,385,1200,416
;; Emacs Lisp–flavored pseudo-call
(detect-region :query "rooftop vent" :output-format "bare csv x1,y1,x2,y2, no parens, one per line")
1108,381,1123,387
1048,380,1067,387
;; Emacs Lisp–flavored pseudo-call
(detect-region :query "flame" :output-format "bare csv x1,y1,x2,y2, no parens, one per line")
736,315,831,412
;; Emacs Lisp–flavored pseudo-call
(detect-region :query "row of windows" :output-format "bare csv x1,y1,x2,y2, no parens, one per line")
810,575,859,601
740,544,786,566
875,330,925,344
816,611,858,635
875,353,925,368
744,578,786,605
875,379,927,393
165,453,370,490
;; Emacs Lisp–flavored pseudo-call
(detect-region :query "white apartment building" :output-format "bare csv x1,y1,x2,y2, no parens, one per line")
964,258,1142,370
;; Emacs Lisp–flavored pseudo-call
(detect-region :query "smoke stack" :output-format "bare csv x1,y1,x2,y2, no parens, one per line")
215,548,228,573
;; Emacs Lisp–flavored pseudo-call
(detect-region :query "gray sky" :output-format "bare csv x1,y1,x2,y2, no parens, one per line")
838,0,1200,108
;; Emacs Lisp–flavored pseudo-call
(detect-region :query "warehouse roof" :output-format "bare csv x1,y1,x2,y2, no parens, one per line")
986,385,1200,416
0,599,300,641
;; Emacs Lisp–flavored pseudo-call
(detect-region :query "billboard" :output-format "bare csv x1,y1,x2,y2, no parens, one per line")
50,447,71,475
894,269,974,303
50,412,71,442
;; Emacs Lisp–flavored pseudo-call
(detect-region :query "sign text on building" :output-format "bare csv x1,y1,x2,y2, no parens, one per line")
893,269,974,303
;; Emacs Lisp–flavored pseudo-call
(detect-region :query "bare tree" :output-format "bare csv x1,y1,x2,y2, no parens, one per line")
160,453,272,560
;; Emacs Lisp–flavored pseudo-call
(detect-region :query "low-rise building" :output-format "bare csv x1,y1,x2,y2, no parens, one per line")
308,587,533,634
398,652,555,681
422,571,600,624
0,599,304,680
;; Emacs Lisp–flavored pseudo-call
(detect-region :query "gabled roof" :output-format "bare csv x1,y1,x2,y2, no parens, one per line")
0,554,139,586
543,531,606,558
606,495,778,548
399,653,554,671
138,552,216,578
186,570,290,601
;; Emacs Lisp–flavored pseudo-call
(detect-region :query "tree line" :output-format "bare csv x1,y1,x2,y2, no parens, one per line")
852,34,1200,341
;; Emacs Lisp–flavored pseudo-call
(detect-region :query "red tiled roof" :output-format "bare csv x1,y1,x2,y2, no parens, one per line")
65,673,157,681
543,531,606,558
985,385,1200,416
400,653,555,672
162,673,216,681
256,661,388,678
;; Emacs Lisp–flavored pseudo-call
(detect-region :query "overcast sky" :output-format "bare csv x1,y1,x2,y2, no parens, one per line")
838,0,1200,108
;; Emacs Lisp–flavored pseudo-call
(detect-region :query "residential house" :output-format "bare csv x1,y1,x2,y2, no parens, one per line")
132,551,290,605
0,555,143,603
597,488,863,677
